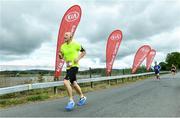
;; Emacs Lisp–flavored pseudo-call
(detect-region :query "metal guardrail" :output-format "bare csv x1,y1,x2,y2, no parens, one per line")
0,71,169,95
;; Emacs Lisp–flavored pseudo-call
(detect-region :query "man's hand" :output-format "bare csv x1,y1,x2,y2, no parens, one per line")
74,51,86,64
59,52,63,59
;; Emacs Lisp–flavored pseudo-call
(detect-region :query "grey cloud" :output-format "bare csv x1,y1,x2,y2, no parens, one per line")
0,0,74,59
1,0,180,67
125,1,180,40
1,1,50,57
76,0,180,64
77,0,180,43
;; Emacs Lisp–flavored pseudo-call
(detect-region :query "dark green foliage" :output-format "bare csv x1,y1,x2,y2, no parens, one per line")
136,65,147,73
165,52,180,69
159,62,168,71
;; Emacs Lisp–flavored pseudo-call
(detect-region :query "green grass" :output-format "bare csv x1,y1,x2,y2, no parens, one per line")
0,98,26,107
27,94,49,101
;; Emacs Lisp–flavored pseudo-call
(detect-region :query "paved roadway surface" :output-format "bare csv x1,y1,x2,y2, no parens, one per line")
0,73,180,117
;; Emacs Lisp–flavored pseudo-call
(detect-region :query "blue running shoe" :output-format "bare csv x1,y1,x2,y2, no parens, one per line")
77,96,87,106
65,100,75,111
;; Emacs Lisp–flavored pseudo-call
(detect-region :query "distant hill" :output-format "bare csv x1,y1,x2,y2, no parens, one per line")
0,68,129,77
0,67,149,77
0,69,55,77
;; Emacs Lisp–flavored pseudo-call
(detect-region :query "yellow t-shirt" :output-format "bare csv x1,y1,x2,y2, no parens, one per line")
60,40,81,69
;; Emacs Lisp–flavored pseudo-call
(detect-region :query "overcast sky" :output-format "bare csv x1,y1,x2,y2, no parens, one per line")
0,0,180,71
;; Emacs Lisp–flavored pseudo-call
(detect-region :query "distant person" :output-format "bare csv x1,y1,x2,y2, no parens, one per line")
59,32,87,111
154,61,161,79
171,64,176,76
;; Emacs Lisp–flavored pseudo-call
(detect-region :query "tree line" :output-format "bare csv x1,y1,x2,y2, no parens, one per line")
159,52,180,71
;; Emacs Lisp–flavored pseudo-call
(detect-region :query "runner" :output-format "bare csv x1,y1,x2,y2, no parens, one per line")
171,64,176,76
59,32,87,111
154,61,161,79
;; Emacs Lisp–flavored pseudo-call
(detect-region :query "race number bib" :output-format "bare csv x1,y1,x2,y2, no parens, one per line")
66,61,72,68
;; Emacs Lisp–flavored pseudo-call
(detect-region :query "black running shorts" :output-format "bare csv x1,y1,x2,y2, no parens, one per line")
171,69,176,72
64,67,78,84
155,70,159,75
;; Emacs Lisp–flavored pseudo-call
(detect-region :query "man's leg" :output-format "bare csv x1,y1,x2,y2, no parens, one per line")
173,71,176,75
156,74,159,79
69,67,84,98
72,81,87,106
155,73,157,79
157,73,160,79
69,67,87,106
72,81,84,98
64,79,73,100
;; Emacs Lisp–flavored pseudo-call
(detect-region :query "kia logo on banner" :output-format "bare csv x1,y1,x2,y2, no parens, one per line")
54,5,82,78
65,11,80,22
146,49,156,71
110,34,122,41
132,45,151,74
106,30,123,76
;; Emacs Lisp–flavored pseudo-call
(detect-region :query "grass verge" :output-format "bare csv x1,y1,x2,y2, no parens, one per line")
0,74,156,108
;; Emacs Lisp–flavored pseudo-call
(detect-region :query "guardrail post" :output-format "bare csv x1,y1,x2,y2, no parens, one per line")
91,82,93,88
116,79,118,84
108,72,111,85
54,77,58,94
108,80,110,85
122,78,124,83
89,67,94,88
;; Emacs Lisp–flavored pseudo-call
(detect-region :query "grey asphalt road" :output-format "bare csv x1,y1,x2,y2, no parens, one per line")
0,73,180,117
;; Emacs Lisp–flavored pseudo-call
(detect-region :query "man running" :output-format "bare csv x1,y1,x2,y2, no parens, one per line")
171,64,176,76
59,32,86,110
154,61,161,79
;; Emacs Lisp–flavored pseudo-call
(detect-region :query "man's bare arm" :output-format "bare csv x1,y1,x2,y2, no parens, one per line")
74,50,86,64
